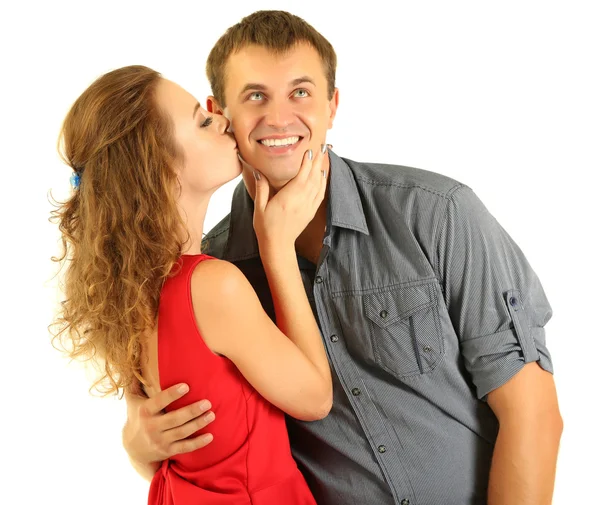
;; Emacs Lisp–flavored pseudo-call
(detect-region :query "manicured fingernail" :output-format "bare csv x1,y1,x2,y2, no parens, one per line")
198,400,211,411
321,144,327,154
177,384,189,394
203,433,214,443
253,171,261,180
308,149,313,160
205,412,215,422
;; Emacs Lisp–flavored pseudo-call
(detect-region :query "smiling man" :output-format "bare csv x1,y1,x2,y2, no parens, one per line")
210,41,337,190
123,10,562,505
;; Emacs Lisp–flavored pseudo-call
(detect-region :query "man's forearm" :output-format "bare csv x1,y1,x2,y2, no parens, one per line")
122,423,161,482
127,454,160,482
488,417,562,504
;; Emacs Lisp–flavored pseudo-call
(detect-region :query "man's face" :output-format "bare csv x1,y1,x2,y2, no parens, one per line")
210,43,338,189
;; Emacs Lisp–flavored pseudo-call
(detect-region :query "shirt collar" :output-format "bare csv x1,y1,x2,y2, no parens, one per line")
223,151,369,262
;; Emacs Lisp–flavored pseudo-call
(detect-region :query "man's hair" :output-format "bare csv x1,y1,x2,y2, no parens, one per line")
206,10,337,107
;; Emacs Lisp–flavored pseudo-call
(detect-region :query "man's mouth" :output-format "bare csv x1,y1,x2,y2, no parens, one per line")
258,136,302,147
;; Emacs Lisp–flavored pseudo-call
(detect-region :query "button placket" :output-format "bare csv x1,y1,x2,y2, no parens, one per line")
311,248,413,503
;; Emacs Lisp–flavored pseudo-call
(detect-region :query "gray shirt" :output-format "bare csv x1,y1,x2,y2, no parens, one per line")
202,151,553,505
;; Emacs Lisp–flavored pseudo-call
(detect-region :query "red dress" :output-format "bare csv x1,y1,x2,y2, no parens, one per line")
148,254,317,505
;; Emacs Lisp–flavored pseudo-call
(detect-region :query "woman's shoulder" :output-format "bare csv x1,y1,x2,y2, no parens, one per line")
189,257,263,353
191,257,254,304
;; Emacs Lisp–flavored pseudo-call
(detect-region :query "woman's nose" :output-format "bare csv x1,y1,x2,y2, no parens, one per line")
215,114,230,134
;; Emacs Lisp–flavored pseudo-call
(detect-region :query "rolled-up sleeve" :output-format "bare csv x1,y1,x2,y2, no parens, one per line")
436,185,553,399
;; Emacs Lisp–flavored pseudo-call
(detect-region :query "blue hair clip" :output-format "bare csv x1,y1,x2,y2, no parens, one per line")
70,172,81,190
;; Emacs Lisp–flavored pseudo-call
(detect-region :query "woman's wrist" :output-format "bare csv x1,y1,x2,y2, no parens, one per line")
258,238,296,263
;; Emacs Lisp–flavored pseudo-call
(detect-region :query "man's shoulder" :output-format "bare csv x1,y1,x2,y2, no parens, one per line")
342,157,466,200
202,214,231,258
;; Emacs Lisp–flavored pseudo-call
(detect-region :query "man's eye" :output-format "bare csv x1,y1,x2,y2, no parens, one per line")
249,92,264,101
294,89,309,98
200,117,213,128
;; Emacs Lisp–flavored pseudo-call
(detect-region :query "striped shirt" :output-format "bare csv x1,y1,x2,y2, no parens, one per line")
202,151,553,505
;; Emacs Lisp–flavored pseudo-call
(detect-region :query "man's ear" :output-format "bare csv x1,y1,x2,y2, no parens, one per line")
327,88,340,129
207,96,225,115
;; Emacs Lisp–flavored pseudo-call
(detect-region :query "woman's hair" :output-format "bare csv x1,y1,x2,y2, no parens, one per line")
50,65,186,396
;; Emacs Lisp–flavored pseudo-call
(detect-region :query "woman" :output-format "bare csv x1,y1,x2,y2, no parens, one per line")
51,65,331,504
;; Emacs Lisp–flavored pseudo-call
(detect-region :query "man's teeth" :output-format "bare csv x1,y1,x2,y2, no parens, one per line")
260,136,300,147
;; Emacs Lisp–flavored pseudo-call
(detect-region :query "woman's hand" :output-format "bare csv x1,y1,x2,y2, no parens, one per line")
248,145,328,251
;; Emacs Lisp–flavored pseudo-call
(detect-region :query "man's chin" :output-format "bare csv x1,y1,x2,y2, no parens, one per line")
245,155,302,184
268,177,294,191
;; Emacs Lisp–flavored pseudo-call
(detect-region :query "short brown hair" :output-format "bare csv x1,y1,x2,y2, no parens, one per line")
206,10,337,107
51,65,186,395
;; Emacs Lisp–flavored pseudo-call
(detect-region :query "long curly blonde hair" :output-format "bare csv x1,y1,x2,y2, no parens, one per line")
51,65,186,395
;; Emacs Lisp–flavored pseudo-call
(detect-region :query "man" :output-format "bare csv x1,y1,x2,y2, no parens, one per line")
123,10,562,505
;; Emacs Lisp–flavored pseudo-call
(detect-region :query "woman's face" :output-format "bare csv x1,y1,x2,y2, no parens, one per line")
155,78,241,196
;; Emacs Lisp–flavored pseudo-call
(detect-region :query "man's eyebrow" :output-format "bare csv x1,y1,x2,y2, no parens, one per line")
238,76,316,97
239,83,267,97
291,76,315,87
192,102,200,118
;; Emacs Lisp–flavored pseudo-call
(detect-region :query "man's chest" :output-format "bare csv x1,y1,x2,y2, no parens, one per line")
236,233,449,379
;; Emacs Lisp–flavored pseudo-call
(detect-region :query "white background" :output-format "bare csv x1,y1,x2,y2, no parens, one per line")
1,1,598,503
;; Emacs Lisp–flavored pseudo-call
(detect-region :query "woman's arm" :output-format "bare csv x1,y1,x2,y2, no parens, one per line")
196,147,332,420
193,258,332,421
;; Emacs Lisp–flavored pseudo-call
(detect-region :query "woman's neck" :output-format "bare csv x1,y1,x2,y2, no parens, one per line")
178,192,210,255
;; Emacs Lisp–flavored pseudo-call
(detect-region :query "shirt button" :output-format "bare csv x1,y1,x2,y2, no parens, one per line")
315,276,323,284
509,296,518,307
400,500,410,505
379,310,388,319
330,334,339,342
351,388,361,396
423,345,432,352
378,445,386,453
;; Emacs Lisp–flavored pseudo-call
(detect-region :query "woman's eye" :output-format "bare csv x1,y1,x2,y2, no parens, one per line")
200,117,213,128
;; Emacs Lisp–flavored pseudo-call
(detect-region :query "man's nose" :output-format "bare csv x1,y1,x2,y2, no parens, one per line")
263,99,294,130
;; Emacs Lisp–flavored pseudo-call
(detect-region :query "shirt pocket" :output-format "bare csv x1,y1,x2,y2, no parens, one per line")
363,281,445,379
